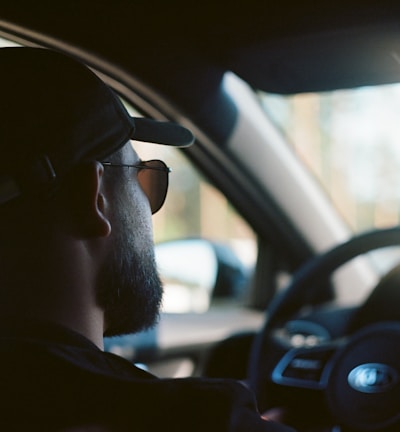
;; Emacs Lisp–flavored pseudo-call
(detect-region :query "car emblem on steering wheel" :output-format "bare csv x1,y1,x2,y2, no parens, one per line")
348,363,398,393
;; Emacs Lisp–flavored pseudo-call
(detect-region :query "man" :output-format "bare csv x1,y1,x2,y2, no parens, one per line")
0,47,295,431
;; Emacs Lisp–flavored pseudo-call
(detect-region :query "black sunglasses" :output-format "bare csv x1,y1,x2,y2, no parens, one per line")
101,159,171,214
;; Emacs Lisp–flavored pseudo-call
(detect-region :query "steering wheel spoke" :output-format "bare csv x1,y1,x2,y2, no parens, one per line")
272,343,338,390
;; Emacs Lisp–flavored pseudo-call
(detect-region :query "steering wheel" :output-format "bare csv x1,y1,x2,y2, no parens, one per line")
248,227,400,431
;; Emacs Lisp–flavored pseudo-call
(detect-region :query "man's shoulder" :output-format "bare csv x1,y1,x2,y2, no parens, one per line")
0,333,295,432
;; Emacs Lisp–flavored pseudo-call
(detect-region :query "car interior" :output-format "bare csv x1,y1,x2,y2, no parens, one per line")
1,1,400,431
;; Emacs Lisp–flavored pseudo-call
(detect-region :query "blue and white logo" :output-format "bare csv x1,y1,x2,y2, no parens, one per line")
348,363,398,393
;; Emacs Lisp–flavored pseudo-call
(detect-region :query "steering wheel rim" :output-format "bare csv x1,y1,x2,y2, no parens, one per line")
248,226,400,428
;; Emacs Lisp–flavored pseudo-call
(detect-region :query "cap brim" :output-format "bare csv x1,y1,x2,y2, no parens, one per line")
132,117,194,148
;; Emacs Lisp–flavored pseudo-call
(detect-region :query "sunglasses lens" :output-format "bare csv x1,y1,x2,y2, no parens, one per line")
137,160,169,214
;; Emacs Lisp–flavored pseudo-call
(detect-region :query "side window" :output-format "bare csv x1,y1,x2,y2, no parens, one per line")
134,139,257,314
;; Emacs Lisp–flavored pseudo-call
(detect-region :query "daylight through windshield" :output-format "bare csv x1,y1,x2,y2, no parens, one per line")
259,85,400,234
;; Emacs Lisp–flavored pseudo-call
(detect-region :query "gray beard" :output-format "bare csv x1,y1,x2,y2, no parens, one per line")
97,219,163,337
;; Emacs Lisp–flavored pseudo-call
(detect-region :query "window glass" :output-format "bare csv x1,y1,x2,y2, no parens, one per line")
258,85,400,233
133,137,257,313
124,100,256,315
0,36,19,47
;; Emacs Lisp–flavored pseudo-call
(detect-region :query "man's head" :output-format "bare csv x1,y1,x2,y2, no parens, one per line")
0,47,194,339
0,47,193,206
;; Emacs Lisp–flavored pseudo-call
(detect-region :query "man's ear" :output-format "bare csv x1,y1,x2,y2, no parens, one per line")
63,161,112,238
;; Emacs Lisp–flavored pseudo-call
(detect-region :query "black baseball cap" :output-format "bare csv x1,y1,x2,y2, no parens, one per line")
0,47,194,204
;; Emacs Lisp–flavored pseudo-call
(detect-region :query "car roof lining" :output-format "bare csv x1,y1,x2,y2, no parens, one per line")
2,1,400,95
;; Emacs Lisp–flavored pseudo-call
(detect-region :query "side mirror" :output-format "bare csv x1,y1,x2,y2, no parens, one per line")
155,238,249,313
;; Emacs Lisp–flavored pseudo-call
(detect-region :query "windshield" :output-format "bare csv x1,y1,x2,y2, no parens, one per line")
258,84,400,234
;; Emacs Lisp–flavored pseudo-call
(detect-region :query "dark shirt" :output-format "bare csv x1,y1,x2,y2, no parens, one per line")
0,320,295,431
